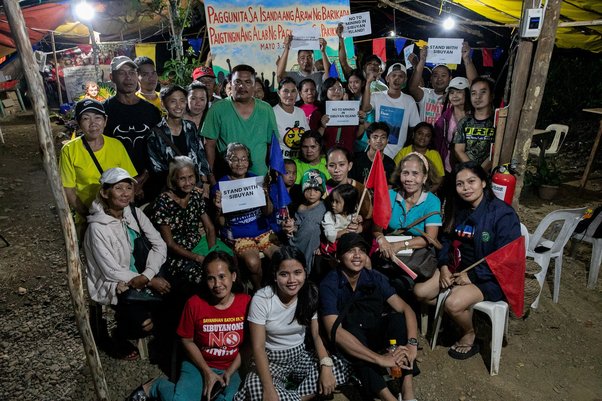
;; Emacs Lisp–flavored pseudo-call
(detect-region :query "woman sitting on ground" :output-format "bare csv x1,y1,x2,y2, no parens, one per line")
128,251,250,401
373,153,442,302
213,143,279,290
151,156,231,294
84,167,168,359
235,246,349,401
438,161,520,360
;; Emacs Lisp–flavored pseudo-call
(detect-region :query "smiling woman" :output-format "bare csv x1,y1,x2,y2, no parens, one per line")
59,99,137,231
235,246,350,401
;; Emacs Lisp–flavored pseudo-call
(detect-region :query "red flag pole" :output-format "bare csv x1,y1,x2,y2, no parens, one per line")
351,152,377,221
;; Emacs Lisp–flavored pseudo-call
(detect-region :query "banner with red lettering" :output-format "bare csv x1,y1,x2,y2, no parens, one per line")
204,0,351,89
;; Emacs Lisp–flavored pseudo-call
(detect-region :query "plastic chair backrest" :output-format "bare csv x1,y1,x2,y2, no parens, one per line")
543,124,569,154
529,208,587,254
584,211,602,238
520,223,530,254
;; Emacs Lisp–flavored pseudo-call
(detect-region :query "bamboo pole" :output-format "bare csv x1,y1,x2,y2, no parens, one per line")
512,0,563,206
2,1,110,400
50,31,63,106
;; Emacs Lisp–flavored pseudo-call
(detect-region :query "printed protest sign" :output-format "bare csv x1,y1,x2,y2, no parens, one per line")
403,44,415,70
341,12,371,37
204,0,351,86
220,176,266,213
326,100,360,126
426,38,463,65
291,27,321,50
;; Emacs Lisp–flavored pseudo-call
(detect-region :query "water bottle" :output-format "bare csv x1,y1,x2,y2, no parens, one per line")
387,339,402,378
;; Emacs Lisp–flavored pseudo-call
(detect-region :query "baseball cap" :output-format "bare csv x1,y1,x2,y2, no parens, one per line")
446,77,469,93
74,98,106,121
99,167,137,186
337,232,369,259
192,66,216,80
386,63,407,77
301,169,326,193
110,56,137,72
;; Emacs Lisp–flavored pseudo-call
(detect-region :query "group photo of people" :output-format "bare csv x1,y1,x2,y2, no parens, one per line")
58,19,523,401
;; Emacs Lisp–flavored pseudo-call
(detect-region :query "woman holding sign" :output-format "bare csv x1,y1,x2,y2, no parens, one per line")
317,77,366,153
213,143,279,290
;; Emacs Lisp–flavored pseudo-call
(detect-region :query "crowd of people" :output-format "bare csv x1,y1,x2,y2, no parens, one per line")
59,31,522,401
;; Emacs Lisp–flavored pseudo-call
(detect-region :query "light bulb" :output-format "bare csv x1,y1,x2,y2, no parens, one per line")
443,16,455,30
75,1,95,21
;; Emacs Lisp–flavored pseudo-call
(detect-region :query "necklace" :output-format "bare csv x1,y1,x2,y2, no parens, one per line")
139,91,157,97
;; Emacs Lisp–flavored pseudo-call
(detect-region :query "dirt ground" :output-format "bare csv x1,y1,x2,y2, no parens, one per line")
1,112,601,401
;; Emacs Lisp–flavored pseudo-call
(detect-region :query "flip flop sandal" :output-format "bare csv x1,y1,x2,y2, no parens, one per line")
448,343,480,360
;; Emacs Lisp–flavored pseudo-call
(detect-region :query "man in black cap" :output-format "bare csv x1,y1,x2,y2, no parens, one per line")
104,55,162,202
319,232,419,401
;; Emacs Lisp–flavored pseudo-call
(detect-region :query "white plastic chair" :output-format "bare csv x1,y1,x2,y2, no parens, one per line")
572,211,602,289
429,223,529,376
529,207,587,307
529,124,569,156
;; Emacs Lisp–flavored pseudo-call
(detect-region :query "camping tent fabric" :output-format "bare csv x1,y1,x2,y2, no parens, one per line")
455,0,602,53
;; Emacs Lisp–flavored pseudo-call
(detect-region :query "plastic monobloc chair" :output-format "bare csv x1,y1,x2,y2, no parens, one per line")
529,208,587,308
529,124,569,157
430,224,530,376
572,211,602,289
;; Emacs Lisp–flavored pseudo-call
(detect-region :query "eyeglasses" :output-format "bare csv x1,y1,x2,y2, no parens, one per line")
229,157,249,164
328,86,344,93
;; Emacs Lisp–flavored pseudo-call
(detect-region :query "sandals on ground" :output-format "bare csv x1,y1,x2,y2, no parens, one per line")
448,342,480,360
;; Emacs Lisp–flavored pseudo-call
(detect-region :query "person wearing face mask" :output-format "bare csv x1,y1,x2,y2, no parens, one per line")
361,63,421,159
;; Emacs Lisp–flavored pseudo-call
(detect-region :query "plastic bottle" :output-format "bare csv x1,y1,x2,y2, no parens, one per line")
387,339,402,378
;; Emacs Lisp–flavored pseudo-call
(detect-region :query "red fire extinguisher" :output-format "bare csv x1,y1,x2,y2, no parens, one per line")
491,164,516,205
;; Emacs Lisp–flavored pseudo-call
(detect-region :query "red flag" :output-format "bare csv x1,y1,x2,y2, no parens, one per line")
365,151,392,229
482,48,493,67
484,236,526,317
373,38,387,62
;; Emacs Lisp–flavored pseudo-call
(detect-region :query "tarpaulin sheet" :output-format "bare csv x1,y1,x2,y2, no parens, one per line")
454,0,602,53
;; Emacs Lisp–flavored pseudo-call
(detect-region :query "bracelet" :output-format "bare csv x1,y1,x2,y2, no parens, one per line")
319,356,334,367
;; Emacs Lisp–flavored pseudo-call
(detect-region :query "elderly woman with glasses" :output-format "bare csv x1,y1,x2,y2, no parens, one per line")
316,77,366,153
213,143,279,290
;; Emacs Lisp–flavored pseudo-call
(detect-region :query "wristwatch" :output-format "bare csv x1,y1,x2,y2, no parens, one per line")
407,337,419,347
404,240,411,250
319,356,334,367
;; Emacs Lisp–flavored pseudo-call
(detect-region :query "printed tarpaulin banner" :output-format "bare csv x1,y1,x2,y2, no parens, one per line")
204,0,351,86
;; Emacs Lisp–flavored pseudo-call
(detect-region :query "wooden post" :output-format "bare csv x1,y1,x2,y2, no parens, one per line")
2,1,110,400
50,31,63,106
499,40,534,164
512,0,563,206
499,0,537,165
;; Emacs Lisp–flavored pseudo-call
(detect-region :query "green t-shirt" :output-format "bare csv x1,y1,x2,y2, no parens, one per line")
452,115,495,166
294,156,331,184
201,97,277,176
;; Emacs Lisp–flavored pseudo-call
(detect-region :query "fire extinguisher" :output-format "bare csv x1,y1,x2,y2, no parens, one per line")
491,163,516,205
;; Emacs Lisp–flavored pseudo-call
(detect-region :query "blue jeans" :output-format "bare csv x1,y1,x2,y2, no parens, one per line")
150,360,241,401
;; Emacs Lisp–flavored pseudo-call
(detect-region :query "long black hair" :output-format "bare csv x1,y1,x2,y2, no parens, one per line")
443,161,493,233
269,246,318,327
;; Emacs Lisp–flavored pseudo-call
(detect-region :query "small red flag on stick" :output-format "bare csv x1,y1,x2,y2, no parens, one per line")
463,236,526,317
364,151,392,230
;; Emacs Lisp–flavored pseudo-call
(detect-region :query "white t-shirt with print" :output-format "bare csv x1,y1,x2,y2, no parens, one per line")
418,87,444,125
273,104,309,160
370,91,421,158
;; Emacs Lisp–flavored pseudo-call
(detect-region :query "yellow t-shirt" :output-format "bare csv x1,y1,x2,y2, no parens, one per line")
136,91,165,115
60,135,137,215
393,145,445,179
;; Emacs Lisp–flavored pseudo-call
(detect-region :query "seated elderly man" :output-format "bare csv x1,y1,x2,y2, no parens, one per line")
319,232,420,401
